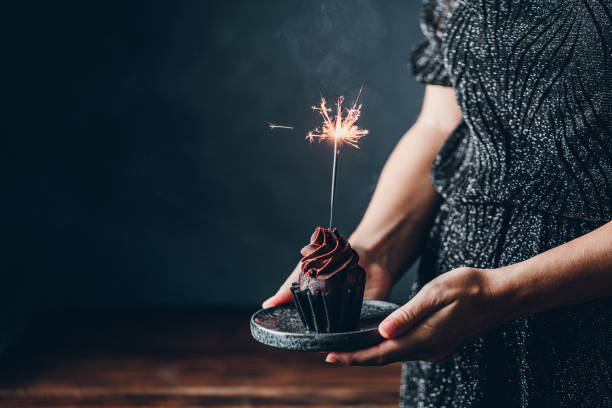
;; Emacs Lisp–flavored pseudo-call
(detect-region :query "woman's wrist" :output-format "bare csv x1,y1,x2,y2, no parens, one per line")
479,266,525,324
349,213,433,282
349,232,406,282
483,260,564,323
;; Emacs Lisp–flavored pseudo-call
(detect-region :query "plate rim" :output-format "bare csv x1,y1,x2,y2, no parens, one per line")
250,299,400,339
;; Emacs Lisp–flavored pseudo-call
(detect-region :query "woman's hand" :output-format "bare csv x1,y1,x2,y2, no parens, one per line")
262,248,393,308
326,267,510,365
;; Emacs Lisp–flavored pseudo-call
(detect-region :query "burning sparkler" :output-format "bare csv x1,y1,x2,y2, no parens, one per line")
306,88,368,229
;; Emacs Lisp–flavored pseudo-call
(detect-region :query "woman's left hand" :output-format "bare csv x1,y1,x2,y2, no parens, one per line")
326,267,511,365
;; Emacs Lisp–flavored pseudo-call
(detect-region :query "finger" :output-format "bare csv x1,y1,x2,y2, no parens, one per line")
262,291,293,309
378,282,449,339
262,262,301,308
327,323,434,366
326,338,403,366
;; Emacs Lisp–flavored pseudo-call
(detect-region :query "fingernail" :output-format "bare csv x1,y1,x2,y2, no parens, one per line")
325,354,339,364
379,319,397,337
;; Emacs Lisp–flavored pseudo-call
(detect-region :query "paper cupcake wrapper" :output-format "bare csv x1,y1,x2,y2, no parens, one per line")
290,281,364,333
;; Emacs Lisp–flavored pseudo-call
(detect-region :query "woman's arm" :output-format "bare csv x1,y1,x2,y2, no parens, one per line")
326,220,612,366
499,220,612,319
262,85,463,307
348,84,463,297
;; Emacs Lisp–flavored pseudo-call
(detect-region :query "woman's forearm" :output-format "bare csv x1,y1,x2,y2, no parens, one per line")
350,122,442,279
350,85,462,281
493,220,612,320
349,118,457,280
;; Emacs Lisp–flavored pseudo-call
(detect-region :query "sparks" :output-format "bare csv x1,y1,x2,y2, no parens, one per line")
268,123,294,130
306,89,368,149
306,88,368,229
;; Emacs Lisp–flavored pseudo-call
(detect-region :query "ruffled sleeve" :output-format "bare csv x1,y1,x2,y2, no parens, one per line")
409,0,453,86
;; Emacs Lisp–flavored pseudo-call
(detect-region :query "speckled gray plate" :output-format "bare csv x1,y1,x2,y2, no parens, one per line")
250,300,399,352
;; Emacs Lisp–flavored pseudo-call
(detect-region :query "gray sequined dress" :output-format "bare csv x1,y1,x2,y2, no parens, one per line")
401,0,612,406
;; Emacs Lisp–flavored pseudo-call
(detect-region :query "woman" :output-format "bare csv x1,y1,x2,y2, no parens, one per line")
264,0,612,406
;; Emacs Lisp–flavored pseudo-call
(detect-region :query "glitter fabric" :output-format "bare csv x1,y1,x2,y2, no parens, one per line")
400,0,612,406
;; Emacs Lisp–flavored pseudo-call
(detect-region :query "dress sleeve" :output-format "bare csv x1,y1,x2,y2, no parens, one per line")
409,0,453,86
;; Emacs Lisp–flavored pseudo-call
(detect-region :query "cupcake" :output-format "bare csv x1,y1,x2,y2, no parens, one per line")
290,227,366,332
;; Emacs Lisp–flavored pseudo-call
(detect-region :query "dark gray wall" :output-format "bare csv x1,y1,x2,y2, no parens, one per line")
6,1,426,309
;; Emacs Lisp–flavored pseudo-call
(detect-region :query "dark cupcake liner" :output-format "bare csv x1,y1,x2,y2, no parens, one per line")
290,281,364,333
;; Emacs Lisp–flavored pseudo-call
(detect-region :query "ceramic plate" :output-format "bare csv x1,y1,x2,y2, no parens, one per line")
250,299,399,352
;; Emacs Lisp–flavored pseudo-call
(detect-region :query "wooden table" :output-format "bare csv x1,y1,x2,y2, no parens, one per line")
0,309,401,407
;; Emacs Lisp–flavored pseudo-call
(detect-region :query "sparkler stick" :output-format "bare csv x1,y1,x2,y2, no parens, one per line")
329,135,339,228
307,88,368,229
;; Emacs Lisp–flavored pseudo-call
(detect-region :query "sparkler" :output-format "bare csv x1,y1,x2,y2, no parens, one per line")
306,88,368,229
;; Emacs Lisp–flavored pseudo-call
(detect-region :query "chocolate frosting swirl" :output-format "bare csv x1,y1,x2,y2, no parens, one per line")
298,227,365,293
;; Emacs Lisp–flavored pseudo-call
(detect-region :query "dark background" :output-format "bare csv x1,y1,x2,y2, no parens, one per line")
5,0,426,347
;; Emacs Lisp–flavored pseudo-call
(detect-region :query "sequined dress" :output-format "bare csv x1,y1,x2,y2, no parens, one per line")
401,0,612,406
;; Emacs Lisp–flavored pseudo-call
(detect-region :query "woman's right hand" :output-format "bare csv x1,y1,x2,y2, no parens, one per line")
261,249,393,309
